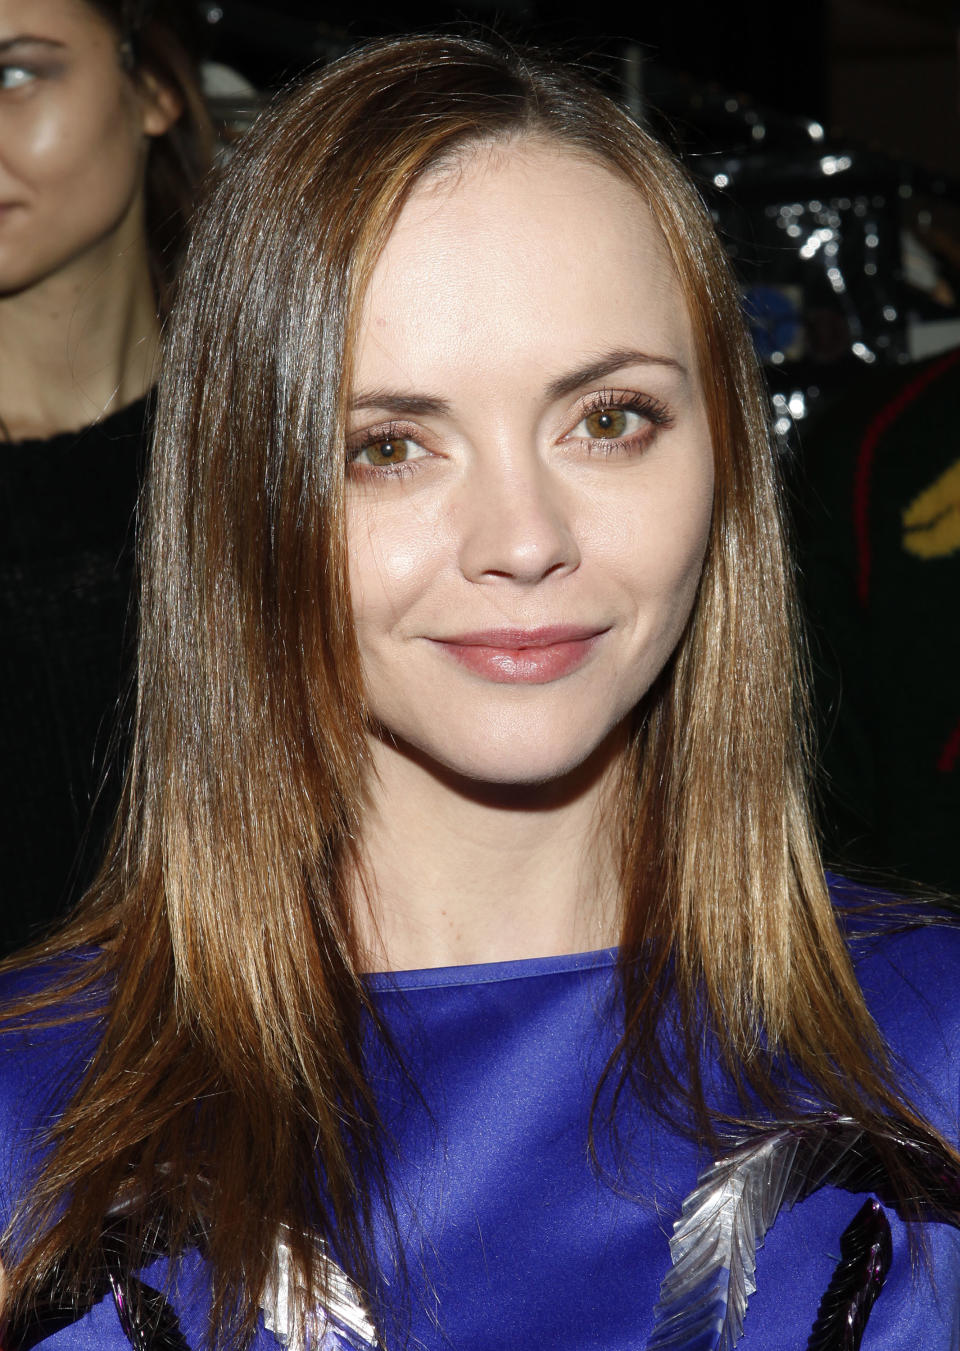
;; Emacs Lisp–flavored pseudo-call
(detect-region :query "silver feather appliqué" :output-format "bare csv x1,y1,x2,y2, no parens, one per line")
261,1232,379,1351
645,1117,875,1351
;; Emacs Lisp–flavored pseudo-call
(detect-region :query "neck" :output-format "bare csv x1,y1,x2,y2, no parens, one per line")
354,733,624,972
0,201,159,442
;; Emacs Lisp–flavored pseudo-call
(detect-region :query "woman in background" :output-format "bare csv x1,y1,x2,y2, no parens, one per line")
0,0,213,953
0,34,959,1351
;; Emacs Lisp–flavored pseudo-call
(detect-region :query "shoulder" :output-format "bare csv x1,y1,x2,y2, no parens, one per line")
717,883,960,1348
0,954,108,1232
831,877,960,1142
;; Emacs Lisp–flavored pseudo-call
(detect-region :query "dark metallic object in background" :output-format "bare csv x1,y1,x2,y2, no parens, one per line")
191,4,960,427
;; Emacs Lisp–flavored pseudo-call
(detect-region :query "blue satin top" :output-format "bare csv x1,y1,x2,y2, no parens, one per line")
1,915,959,1349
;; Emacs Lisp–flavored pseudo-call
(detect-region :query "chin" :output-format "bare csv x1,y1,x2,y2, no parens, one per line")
385,716,628,794
444,751,589,789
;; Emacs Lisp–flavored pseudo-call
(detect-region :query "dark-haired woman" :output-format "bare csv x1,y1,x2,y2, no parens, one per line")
0,35,959,1351
0,0,214,952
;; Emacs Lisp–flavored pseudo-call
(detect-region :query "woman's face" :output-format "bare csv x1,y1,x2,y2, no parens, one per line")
0,0,178,296
348,141,715,787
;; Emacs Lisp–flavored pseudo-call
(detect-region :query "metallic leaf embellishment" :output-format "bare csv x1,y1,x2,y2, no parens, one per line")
109,1273,192,1351
645,1114,960,1351
261,1232,379,1350
806,1197,892,1351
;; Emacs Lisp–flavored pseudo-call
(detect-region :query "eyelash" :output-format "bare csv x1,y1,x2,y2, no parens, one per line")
345,390,674,481
346,421,423,481
574,389,673,455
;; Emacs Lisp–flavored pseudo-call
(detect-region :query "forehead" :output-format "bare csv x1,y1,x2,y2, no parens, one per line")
355,140,696,394
0,0,110,39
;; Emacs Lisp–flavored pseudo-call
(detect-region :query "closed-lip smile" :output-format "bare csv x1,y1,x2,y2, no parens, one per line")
429,625,608,683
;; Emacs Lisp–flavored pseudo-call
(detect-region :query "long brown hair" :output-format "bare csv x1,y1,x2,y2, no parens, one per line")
1,33,954,1349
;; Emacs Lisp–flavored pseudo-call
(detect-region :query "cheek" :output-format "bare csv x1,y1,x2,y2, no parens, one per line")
348,498,445,637
660,481,714,602
592,458,714,619
19,82,141,200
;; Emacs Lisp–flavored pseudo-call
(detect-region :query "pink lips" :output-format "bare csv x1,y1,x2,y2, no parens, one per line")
430,625,605,684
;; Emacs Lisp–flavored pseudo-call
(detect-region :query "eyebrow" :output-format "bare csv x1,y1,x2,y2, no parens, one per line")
348,391,451,417
0,37,68,55
349,347,688,416
544,347,687,400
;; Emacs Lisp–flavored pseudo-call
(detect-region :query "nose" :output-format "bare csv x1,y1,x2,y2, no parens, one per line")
455,448,581,586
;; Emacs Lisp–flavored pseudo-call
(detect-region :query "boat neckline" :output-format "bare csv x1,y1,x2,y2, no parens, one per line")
364,945,618,993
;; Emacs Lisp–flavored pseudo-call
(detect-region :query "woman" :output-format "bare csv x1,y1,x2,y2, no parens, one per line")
0,0,214,953
1,34,959,1351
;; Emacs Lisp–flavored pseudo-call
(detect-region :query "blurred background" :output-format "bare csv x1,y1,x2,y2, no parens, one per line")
197,0,960,423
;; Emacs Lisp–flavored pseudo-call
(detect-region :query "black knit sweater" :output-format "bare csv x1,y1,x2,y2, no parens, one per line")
0,395,150,955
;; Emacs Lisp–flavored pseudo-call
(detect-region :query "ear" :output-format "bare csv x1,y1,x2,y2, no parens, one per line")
137,68,184,139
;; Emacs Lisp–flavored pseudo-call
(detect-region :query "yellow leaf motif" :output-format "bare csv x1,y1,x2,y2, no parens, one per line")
902,457,960,558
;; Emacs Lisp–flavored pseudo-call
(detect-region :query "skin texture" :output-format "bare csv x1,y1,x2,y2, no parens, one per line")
0,0,180,437
347,142,715,969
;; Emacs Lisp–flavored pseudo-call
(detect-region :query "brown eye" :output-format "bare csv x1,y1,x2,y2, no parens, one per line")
361,437,412,466
583,408,627,439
